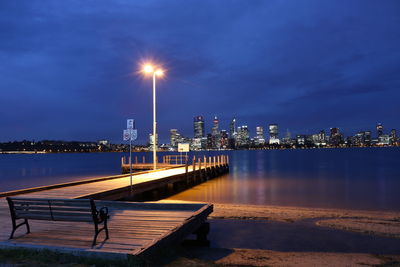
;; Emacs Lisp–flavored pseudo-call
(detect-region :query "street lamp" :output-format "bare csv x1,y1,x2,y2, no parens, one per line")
142,63,164,170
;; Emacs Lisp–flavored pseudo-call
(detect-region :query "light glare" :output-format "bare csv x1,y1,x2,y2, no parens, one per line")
155,69,164,76
143,65,154,73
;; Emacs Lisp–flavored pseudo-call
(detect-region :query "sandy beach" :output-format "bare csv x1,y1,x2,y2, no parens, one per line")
161,200,400,238
159,200,400,266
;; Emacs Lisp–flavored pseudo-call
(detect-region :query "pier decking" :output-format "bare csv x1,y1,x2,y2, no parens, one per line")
0,155,228,260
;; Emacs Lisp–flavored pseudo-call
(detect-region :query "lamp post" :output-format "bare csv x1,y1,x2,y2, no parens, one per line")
143,64,164,170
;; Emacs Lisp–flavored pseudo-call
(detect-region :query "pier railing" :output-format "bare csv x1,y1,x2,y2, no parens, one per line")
121,154,229,173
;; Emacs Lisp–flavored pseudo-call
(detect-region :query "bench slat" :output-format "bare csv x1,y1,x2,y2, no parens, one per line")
16,213,93,222
16,210,93,218
14,206,91,212
12,201,91,208
10,197,91,203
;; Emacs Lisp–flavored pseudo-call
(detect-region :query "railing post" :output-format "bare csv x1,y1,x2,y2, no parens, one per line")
227,155,229,165
185,160,188,173
213,156,216,167
121,156,125,165
143,156,145,164
135,156,138,164
198,158,202,179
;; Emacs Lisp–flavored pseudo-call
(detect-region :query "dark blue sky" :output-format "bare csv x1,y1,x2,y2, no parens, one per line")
1,0,399,143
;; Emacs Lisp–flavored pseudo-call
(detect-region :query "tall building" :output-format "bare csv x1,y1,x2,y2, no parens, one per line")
390,129,397,144
255,126,265,145
228,118,237,149
329,127,343,145
376,123,383,138
269,124,280,144
236,125,250,147
229,118,236,136
220,130,229,149
364,131,372,145
211,116,220,149
193,116,205,138
212,116,219,136
281,129,293,145
149,133,158,150
170,129,179,148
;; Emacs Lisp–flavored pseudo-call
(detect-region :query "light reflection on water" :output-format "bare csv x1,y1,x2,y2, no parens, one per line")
168,148,400,211
1,148,399,211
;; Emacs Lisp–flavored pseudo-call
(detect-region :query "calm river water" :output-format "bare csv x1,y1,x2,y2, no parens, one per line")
1,148,399,211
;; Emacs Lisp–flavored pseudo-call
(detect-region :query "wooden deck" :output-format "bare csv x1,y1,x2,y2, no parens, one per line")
0,155,229,259
0,198,212,259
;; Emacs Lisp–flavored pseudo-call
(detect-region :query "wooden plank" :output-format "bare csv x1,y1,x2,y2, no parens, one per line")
137,204,213,257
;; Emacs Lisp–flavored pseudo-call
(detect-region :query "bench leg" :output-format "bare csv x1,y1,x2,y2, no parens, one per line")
25,219,30,234
9,219,30,239
104,219,109,240
92,219,109,247
92,224,99,247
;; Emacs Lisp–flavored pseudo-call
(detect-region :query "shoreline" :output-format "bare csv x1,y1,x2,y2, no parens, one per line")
160,200,400,239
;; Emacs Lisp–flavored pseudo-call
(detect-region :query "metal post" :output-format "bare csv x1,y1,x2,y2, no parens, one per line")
153,72,157,170
129,139,132,194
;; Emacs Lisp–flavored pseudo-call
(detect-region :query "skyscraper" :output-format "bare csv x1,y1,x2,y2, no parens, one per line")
220,130,229,149
236,125,250,147
255,126,265,145
211,116,220,149
212,116,219,136
376,123,383,138
170,129,179,148
390,129,397,144
229,118,236,137
269,124,280,144
193,116,205,138
329,127,343,145
149,133,158,150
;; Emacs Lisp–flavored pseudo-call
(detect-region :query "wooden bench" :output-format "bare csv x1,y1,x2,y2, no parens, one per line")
6,197,109,247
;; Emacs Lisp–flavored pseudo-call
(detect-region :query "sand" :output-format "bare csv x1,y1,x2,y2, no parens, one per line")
161,200,400,238
166,248,400,267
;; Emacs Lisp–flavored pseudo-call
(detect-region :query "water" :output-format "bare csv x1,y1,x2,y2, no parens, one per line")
1,148,400,211
169,148,400,211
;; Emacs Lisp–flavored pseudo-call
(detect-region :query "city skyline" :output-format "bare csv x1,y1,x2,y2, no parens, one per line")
167,115,397,149
1,1,400,144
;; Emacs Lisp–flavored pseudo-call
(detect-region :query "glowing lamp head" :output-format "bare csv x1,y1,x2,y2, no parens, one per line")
155,69,164,77
143,64,154,73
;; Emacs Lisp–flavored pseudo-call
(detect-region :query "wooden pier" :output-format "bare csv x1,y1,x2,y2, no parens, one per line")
0,155,229,260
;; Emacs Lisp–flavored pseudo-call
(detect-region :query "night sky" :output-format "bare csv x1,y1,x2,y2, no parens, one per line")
1,1,399,143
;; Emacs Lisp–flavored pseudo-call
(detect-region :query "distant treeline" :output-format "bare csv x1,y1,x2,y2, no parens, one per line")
0,140,123,153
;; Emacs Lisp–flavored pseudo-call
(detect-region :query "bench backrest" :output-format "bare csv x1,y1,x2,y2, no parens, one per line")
7,197,96,222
